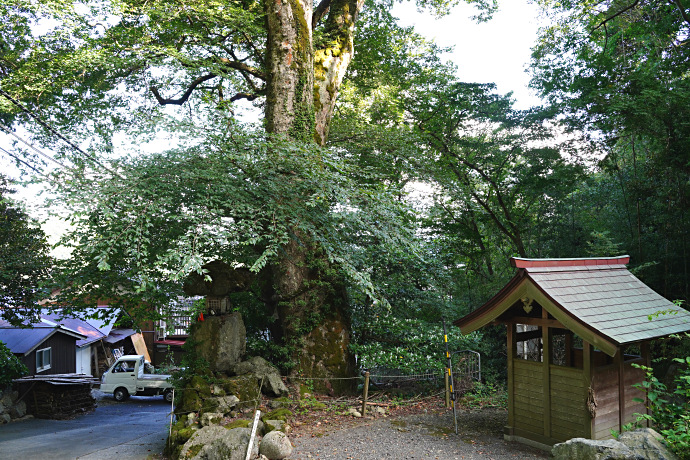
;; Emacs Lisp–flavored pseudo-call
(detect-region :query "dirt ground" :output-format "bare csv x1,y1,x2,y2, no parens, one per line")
286,396,549,459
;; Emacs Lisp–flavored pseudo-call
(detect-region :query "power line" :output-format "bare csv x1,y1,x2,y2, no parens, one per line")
0,145,46,176
0,89,123,178
0,122,69,170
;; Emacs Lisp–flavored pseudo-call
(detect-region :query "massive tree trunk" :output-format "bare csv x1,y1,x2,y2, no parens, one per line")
262,0,361,392
313,0,365,145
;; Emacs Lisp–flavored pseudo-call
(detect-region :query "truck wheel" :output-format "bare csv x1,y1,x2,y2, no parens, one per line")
114,387,129,402
164,390,174,403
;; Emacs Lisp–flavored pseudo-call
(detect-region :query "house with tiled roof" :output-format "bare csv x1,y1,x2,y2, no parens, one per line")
454,256,690,449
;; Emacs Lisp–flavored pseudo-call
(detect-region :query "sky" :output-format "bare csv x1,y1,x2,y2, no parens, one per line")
393,0,544,109
1,0,546,252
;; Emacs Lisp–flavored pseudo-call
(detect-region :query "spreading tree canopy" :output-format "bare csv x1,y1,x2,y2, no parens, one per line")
0,0,498,384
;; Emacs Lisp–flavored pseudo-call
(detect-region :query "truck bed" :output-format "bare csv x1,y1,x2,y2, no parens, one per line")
140,374,172,382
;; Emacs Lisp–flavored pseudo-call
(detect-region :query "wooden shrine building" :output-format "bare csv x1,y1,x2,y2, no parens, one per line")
454,256,690,449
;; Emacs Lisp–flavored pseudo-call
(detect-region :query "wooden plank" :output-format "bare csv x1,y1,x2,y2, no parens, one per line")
550,381,584,393
500,316,565,328
515,399,544,413
512,427,554,445
514,359,543,372
514,370,544,382
551,420,585,437
616,347,624,434
549,365,583,379
507,324,515,432
515,384,544,396
550,398,584,413
583,340,593,439
515,380,543,392
131,332,151,363
542,318,551,439
515,416,545,432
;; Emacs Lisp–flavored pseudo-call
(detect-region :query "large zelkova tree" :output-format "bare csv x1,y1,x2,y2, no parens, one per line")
529,0,690,302
0,0,497,385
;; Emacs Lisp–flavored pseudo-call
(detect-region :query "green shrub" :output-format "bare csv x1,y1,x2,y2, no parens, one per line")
0,341,28,386
631,357,690,459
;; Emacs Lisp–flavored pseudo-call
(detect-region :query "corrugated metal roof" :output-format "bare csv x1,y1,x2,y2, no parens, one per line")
0,319,86,355
454,256,690,349
103,328,136,344
41,314,106,347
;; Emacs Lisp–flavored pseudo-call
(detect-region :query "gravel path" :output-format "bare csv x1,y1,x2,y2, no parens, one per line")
290,408,548,460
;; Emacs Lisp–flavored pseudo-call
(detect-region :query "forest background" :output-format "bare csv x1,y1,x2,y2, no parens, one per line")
1,0,689,384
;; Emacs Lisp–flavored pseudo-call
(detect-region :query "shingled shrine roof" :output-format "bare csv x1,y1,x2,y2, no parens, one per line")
454,256,690,356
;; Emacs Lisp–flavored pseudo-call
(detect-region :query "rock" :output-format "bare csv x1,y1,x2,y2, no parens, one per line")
264,419,287,433
187,312,246,373
219,375,261,403
179,426,258,460
374,406,386,415
200,412,224,427
0,390,16,407
184,261,254,297
269,398,291,409
232,357,289,397
211,384,226,396
1,413,10,424
618,429,679,460
186,412,198,427
0,402,5,414
346,407,361,418
552,438,638,460
553,429,679,460
259,430,293,460
9,400,26,419
215,395,240,414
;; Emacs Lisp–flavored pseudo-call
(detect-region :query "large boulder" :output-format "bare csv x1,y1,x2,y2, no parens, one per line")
232,357,288,397
188,312,246,373
184,261,254,297
618,429,678,460
259,430,293,460
552,438,637,460
178,426,258,460
552,431,679,460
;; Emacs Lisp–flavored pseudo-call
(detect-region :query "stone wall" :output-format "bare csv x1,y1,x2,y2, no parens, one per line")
0,386,29,424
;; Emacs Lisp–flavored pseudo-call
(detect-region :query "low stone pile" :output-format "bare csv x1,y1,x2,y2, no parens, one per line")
169,403,294,460
0,386,29,424
167,308,300,459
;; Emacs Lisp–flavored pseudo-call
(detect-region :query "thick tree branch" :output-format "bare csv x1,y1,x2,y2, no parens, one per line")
228,91,262,102
150,74,217,105
217,58,265,80
592,1,640,32
313,0,333,29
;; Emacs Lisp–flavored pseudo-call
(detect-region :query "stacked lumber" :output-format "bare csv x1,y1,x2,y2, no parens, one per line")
14,374,98,419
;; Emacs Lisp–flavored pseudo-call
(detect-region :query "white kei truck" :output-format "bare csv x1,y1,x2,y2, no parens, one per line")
100,355,174,402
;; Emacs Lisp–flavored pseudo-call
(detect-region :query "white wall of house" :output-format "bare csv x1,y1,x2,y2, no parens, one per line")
76,346,92,375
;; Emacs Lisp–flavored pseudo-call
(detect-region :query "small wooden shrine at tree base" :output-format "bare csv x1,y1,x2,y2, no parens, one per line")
454,256,690,449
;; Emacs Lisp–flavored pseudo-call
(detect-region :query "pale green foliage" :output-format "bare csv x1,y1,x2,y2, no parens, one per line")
53,123,417,317
350,314,481,373
630,358,690,459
